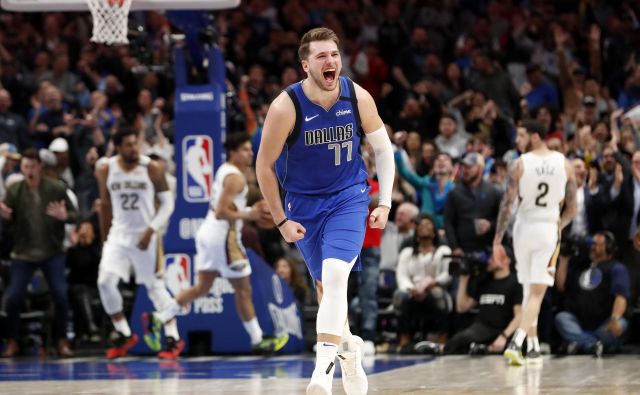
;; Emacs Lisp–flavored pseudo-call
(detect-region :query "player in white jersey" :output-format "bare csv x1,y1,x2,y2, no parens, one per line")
153,133,289,354
493,120,577,366
95,128,181,359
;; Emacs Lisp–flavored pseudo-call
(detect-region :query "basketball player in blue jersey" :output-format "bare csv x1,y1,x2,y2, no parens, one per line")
257,28,395,395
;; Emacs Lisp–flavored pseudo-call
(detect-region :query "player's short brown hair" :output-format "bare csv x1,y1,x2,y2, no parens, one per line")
113,127,138,147
298,28,340,61
521,119,547,139
224,132,251,155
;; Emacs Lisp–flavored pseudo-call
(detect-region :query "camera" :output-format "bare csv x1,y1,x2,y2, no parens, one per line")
560,235,591,260
446,251,489,276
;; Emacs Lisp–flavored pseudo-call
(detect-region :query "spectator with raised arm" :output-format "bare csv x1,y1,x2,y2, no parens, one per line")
468,49,520,120
394,131,454,229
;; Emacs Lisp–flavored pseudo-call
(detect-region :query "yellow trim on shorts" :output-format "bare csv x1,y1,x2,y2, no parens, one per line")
226,222,247,264
547,224,561,270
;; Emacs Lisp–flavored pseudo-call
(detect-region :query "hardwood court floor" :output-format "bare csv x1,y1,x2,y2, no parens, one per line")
0,354,638,394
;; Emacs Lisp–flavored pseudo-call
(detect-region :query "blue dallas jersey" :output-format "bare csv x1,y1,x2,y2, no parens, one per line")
275,76,368,195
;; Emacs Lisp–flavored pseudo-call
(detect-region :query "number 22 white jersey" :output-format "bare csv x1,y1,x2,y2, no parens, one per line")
516,151,567,223
106,155,156,243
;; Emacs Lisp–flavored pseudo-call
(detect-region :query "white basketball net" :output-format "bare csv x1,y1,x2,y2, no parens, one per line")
87,0,133,45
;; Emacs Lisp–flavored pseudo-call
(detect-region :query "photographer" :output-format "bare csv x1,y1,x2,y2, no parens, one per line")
555,232,630,356
394,129,455,230
394,214,452,352
416,247,522,355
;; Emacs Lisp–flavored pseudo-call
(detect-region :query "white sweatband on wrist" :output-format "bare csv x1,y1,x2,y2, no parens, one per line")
366,125,394,208
149,190,175,231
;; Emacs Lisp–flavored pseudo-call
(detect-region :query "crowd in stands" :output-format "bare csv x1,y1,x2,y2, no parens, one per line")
1,0,640,357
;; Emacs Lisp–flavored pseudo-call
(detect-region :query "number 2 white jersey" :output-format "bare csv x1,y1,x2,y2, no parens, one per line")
106,155,156,242
515,151,567,223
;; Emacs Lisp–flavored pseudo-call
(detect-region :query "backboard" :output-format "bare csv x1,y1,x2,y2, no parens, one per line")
0,0,239,11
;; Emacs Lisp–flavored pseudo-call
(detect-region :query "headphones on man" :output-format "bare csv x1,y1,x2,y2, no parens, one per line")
599,231,618,256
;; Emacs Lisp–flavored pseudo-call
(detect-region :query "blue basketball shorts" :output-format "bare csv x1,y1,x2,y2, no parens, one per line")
284,182,370,282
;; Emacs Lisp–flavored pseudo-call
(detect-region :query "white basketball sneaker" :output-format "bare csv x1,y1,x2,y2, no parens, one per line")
338,335,368,395
306,360,335,395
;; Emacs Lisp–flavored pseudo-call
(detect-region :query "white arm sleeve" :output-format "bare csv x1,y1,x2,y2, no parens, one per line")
366,125,394,208
149,190,175,231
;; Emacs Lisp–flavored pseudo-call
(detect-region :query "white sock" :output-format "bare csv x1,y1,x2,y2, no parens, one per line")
164,319,180,340
113,318,131,337
313,342,338,378
156,300,181,323
527,336,540,352
513,328,526,348
243,317,263,345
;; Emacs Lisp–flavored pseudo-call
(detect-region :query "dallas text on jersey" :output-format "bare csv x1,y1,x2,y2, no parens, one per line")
304,123,354,146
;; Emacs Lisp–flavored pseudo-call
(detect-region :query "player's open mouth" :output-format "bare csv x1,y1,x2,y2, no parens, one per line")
323,69,336,83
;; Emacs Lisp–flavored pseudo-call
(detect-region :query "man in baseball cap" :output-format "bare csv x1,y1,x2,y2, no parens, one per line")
0,143,21,161
48,138,73,188
461,152,485,168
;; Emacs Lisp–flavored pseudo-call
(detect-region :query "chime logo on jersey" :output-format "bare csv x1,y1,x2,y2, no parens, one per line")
183,135,213,202
164,254,192,314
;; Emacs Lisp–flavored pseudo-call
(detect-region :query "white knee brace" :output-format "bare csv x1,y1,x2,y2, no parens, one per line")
97,271,123,315
317,257,356,337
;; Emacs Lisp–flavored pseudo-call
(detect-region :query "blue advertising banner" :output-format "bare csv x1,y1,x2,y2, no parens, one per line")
130,249,305,354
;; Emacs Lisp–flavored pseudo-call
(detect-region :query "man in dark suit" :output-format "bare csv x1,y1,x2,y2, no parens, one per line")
558,157,608,279
596,144,640,305
596,146,627,239
614,150,640,305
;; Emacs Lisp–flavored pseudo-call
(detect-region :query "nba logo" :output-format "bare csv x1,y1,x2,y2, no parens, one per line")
183,135,214,202
164,254,192,314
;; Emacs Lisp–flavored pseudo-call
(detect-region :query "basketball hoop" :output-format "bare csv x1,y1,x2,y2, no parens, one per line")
87,0,132,45
2,0,241,43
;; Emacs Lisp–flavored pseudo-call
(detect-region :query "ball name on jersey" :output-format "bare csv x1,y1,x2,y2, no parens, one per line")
110,181,148,191
534,162,556,177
